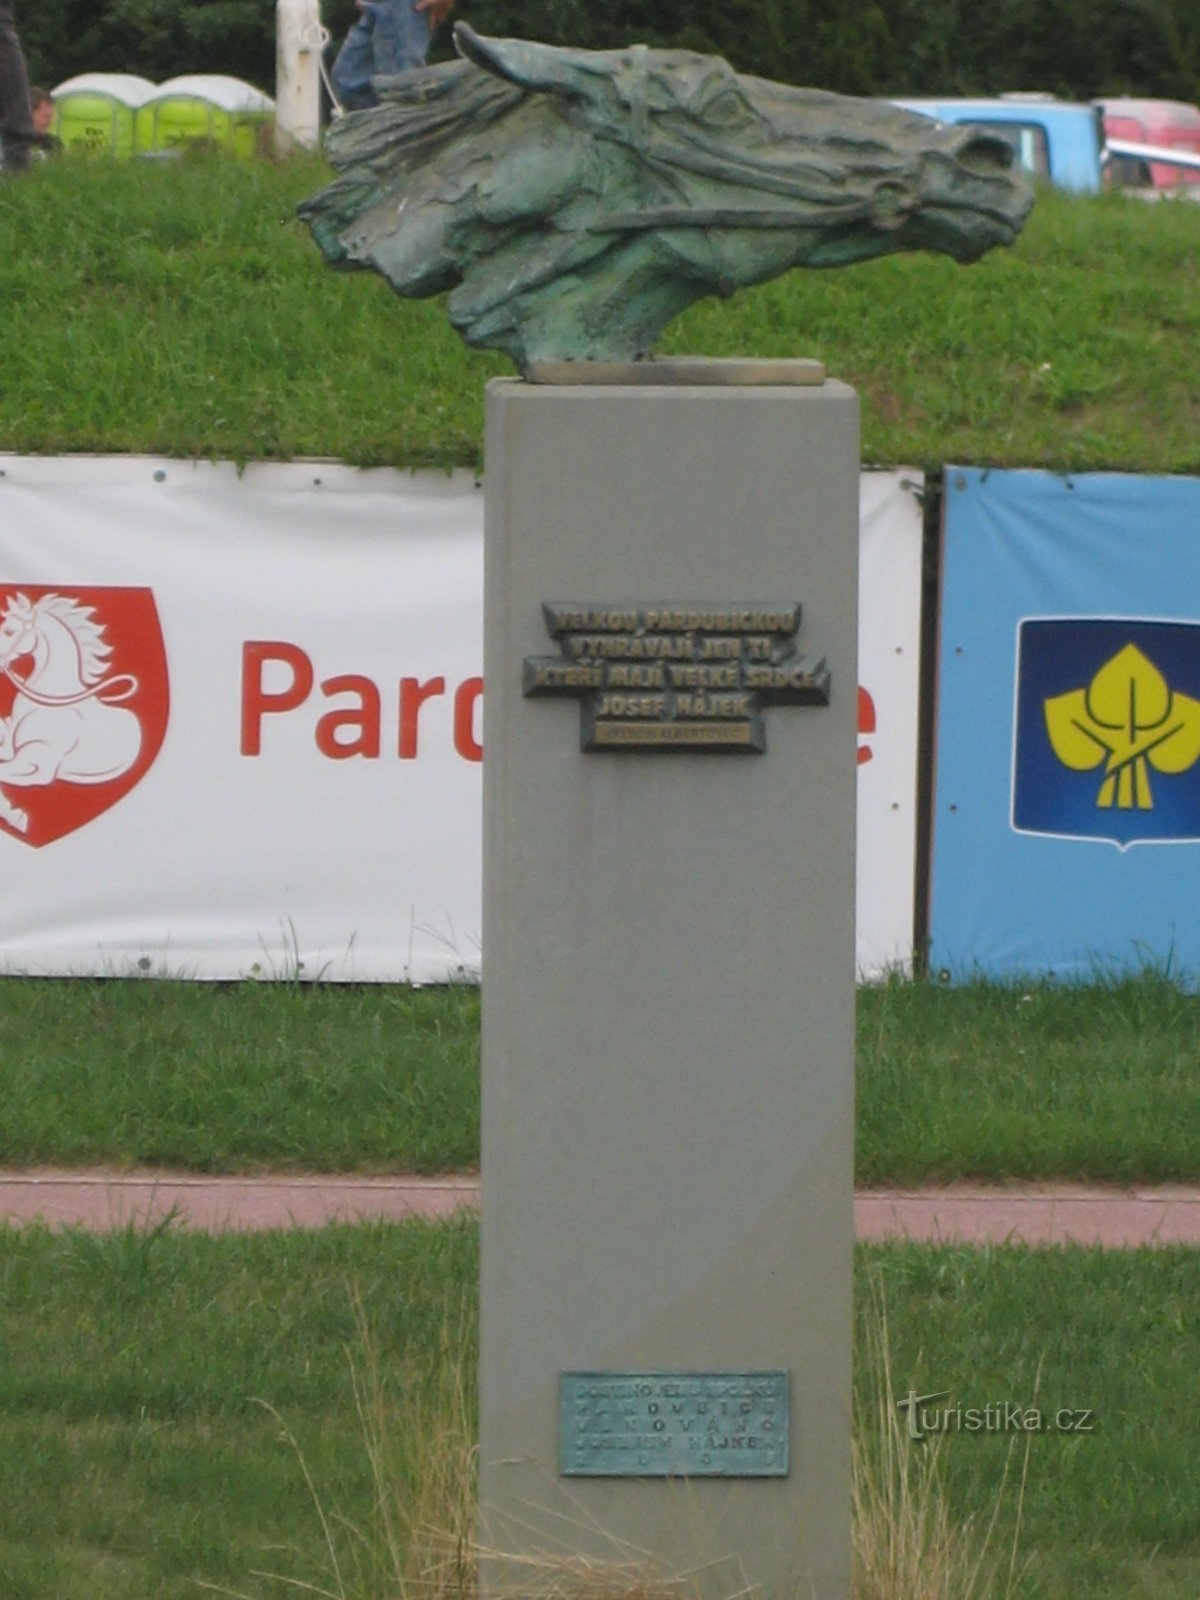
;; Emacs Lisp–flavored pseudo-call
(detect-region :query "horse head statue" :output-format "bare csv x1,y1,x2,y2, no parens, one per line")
300,26,1035,370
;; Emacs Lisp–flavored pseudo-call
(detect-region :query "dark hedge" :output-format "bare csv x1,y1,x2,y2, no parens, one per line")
17,0,1200,109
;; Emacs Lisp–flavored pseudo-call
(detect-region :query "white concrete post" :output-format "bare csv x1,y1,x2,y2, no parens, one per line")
275,0,324,156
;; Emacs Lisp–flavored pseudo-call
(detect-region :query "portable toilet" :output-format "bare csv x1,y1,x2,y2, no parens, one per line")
136,76,275,158
51,73,156,156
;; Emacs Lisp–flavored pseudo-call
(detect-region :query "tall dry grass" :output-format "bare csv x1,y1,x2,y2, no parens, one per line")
851,1283,1031,1600
212,1283,1028,1600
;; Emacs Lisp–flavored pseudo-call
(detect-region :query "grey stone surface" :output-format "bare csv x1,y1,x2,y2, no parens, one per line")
526,357,826,387
480,378,858,1599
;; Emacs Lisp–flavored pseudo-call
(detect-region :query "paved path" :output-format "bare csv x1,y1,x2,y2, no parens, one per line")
0,1170,480,1233
1,1170,1199,1247
854,1184,1200,1248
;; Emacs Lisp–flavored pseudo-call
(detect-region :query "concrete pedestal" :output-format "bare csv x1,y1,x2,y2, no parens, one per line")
480,377,858,1600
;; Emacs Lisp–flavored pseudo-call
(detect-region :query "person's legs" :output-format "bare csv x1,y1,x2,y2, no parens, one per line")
371,0,431,75
0,0,34,174
331,0,433,111
330,15,381,111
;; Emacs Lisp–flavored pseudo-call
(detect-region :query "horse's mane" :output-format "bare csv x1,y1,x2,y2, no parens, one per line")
9,592,113,685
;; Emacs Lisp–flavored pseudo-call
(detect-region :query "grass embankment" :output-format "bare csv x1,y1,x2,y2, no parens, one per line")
0,1221,1194,1600
2,155,1199,473
0,971,1197,1183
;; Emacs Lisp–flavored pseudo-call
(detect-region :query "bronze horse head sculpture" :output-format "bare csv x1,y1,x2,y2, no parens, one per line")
301,26,1034,371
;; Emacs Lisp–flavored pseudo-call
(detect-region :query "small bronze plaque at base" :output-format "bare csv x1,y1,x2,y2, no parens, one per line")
560,1370,789,1477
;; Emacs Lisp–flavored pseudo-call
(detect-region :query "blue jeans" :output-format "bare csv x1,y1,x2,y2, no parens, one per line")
331,0,431,111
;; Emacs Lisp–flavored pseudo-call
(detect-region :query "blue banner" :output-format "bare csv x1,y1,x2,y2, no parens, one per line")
931,467,1200,981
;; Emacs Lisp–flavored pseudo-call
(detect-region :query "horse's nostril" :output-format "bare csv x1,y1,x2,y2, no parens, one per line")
957,132,1015,175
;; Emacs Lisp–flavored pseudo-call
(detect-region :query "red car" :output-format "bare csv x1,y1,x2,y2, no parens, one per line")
1096,97,1200,192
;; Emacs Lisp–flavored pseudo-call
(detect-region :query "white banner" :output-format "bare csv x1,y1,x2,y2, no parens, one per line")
856,472,924,977
0,456,920,981
0,457,484,981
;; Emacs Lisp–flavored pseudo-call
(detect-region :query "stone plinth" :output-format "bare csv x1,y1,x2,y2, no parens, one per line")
480,377,858,1600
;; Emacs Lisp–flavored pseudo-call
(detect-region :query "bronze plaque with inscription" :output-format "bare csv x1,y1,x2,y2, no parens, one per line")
560,1370,790,1477
523,603,829,752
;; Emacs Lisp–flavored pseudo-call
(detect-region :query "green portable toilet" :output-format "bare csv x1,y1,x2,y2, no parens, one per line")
136,76,275,159
51,73,156,156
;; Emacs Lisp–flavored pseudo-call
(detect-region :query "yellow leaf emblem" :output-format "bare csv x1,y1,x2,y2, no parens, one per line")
1044,644,1200,810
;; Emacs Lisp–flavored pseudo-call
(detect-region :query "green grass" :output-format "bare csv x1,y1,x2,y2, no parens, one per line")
857,1245,1200,1600
854,970,1200,1185
1,970,1197,1183
0,977,480,1173
0,1220,1194,1599
0,155,503,469
2,155,1199,473
0,1216,480,1600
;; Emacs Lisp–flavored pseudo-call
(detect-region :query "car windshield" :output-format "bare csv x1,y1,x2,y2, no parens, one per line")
958,120,1052,179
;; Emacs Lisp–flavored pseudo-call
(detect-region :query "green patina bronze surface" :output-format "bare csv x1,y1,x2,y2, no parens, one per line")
300,25,1034,371
560,1371,790,1477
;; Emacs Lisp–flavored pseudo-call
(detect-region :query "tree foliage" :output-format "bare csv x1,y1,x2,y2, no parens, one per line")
16,0,1200,105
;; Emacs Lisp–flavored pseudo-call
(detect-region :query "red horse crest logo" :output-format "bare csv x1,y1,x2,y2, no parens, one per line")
0,587,169,847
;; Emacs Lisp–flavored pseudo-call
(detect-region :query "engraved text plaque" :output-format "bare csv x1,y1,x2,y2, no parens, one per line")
560,1370,790,1477
524,604,829,752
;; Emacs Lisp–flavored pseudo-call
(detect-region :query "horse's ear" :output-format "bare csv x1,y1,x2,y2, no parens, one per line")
453,24,596,101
